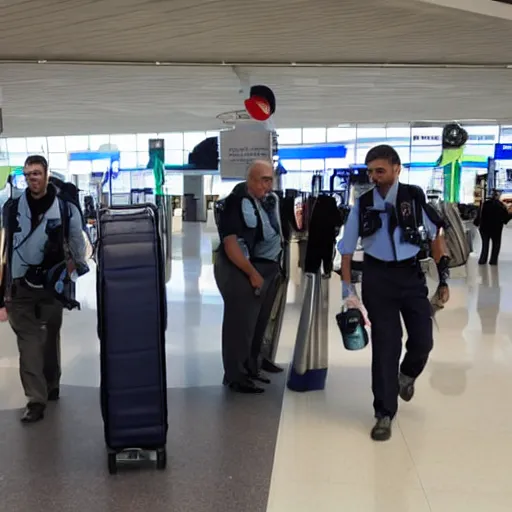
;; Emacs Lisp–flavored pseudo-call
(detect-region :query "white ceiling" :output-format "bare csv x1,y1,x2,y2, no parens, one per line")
1,0,512,137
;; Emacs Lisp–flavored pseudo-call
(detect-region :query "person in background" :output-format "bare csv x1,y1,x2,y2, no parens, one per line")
475,189,512,265
339,145,450,441
214,160,284,394
0,155,86,423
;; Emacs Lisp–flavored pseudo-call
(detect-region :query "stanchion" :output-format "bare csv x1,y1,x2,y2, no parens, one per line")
286,173,340,393
287,269,330,392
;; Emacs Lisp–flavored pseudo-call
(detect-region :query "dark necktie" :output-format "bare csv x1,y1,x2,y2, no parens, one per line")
385,203,398,232
385,202,398,260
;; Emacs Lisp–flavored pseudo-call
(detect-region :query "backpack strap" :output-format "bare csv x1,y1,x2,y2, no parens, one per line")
359,189,374,210
357,189,374,237
403,184,426,230
5,198,20,258
58,197,70,242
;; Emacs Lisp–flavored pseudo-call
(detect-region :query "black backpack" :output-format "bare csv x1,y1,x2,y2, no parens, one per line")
48,176,87,233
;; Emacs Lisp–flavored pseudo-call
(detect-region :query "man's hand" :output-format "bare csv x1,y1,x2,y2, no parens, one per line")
437,284,450,305
249,271,264,291
0,307,8,323
344,295,371,327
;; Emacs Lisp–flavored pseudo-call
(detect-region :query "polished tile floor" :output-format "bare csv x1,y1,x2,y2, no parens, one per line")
268,229,512,512
0,221,511,511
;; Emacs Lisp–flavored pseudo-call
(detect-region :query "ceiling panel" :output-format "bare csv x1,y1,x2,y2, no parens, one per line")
1,63,511,137
1,0,511,137
0,0,512,65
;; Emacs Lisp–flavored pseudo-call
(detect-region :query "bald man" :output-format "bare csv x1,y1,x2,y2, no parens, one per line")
214,160,284,394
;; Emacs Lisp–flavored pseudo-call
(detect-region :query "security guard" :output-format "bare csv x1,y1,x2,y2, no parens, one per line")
339,145,450,441
214,160,284,394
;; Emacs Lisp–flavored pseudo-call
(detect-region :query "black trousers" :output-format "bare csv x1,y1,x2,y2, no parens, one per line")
479,228,503,265
214,253,280,383
362,257,433,419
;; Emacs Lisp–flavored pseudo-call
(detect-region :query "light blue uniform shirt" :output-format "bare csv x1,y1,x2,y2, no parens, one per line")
338,181,437,262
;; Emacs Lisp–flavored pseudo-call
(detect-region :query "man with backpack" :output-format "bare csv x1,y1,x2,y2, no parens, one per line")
339,145,450,442
0,155,87,423
214,160,284,394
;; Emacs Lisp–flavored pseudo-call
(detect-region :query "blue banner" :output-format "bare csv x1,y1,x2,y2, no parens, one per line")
494,144,512,160
278,144,347,160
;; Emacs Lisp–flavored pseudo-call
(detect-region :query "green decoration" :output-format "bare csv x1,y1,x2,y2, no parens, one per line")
152,154,165,196
148,140,165,196
436,147,465,203
0,166,23,191
0,166,12,191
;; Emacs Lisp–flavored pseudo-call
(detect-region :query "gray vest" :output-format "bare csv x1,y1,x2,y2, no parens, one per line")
11,193,63,280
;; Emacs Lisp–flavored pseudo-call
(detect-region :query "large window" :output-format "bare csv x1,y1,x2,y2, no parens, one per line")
1,124,510,199
500,126,512,143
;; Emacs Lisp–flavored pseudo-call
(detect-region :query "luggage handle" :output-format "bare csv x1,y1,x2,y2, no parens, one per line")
99,203,158,215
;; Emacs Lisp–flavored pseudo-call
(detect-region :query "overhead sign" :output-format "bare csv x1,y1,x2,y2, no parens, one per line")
495,143,512,160
219,127,272,179
412,133,497,145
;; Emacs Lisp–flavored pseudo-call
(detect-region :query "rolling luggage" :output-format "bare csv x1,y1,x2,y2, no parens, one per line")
96,204,168,474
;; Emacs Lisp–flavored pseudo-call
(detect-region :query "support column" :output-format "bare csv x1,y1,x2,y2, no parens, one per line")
183,175,206,222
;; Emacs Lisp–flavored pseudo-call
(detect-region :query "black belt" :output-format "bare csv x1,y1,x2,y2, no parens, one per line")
251,257,280,265
364,254,418,269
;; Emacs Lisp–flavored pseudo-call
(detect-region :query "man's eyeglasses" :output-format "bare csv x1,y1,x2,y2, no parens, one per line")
23,171,43,179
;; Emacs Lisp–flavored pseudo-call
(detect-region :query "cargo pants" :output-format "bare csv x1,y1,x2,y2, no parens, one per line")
6,281,63,406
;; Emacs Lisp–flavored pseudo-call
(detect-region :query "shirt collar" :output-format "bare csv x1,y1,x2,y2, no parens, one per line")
387,180,400,205
374,180,399,206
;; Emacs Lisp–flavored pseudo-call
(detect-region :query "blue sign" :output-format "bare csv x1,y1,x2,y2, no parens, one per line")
494,144,512,160
278,143,347,160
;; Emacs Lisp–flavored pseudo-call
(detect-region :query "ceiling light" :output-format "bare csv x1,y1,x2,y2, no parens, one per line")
155,61,161,66
37,60,47,64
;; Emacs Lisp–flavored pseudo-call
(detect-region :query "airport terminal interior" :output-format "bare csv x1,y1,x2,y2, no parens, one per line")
1,0,512,511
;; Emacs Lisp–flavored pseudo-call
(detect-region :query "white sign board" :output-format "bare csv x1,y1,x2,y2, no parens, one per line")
219,127,272,179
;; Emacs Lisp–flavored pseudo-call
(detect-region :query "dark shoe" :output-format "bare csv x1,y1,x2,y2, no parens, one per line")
248,371,271,385
478,260,487,265
223,377,265,394
261,359,284,374
48,389,60,401
371,417,392,441
399,373,415,402
21,403,45,424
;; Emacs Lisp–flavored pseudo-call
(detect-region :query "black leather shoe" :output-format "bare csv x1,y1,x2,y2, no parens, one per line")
230,381,265,394
398,373,415,402
371,417,392,442
223,377,265,394
248,371,271,385
48,389,60,401
21,403,45,424
261,359,284,374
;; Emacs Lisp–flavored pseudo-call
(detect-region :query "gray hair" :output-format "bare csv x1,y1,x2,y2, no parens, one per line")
247,159,273,178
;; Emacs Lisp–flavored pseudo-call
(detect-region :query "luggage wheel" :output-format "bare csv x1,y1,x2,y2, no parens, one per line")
156,448,167,470
108,452,117,475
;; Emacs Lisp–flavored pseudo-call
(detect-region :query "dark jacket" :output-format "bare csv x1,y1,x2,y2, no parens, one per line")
475,199,511,233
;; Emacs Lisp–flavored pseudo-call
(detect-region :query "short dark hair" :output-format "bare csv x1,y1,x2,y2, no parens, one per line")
365,145,401,167
24,155,48,174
